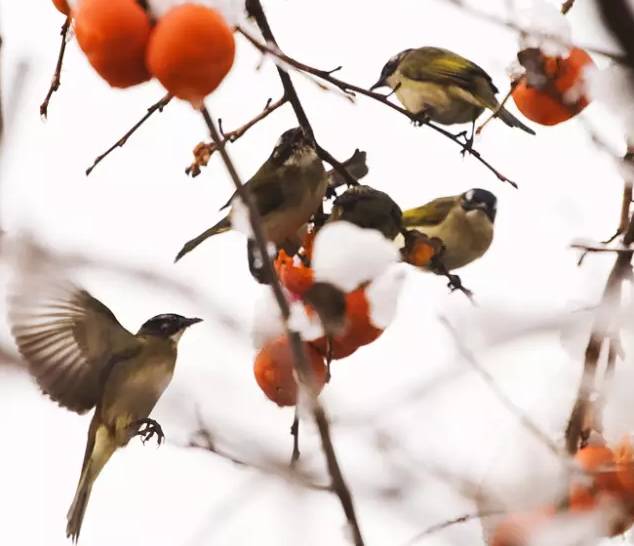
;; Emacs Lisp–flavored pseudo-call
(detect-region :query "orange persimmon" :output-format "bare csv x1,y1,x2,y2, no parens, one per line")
570,444,622,511
52,0,71,15
253,335,327,407
512,47,594,126
490,507,555,546
146,4,235,107
311,288,383,359
74,0,152,88
274,250,315,296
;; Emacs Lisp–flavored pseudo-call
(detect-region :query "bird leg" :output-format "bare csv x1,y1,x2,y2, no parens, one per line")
133,418,165,446
456,120,476,156
411,108,432,127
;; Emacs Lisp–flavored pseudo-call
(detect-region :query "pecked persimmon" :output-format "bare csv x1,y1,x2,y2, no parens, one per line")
274,250,315,297
311,288,383,359
52,0,71,15
570,444,622,510
254,335,327,407
74,0,152,88
146,4,235,107
512,47,594,126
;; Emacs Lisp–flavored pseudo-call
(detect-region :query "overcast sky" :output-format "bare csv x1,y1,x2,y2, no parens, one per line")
1,1,633,545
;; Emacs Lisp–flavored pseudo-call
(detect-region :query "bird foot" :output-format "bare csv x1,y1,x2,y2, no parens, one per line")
446,274,473,297
411,109,431,127
134,418,165,446
454,131,474,156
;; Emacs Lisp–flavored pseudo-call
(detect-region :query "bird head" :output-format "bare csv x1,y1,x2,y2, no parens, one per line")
370,49,413,91
271,127,316,167
138,314,202,342
460,188,497,223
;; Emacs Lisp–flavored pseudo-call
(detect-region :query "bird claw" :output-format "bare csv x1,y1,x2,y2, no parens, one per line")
446,274,473,297
134,418,165,446
411,108,431,127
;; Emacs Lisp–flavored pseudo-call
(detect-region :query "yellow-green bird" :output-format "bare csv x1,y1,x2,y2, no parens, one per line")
9,278,202,542
175,127,329,262
370,47,534,135
402,188,496,271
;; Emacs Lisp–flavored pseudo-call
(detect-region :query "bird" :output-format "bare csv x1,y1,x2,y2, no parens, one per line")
370,47,535,138
8,276,202,542
175,127,329,262
401,188,497,271
328,185,403,240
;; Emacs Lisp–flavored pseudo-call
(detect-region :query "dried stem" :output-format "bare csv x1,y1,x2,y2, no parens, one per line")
244,0,360,188
561,0,575,14
441,318,561,457
404,511,504,546
40,16,71,119
200,104,365,545
237,27,517,188
186,96,287,177
85,94,172,175
565,162,634,453
290,410,300,466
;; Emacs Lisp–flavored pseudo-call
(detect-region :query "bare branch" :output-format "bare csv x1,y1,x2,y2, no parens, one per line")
200,103,365,545
403,511,504,546
186,96,287,177
85,94,172,176
561,0,575,15
40,16,71,119
237,27,518,188
441,317,561,457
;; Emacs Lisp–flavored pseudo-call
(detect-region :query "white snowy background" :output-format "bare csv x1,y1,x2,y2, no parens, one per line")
1,0,634,545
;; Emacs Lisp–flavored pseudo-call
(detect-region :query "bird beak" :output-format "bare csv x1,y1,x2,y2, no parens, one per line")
369,78,385,91
183,317,203,327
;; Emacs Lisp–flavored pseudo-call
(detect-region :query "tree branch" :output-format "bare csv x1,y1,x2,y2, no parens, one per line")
561,0,575,15
85,94,172,175
597,0,634,69
244,0,360,188
237,27,518,188
186,96,287,177
200,104,365,546
565,158,634,453
40,16,71,119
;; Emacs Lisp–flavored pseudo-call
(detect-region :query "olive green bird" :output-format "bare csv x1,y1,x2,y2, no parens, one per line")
9,277,202,542
370,47,534,135
401,188,496,271
175,127,329,262
329,185,403,240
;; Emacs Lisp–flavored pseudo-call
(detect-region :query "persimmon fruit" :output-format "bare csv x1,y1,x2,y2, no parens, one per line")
512,47,594,126
311,288,383,359
74,0,152,88
52,0,71,15
254,335,327,407
490,507,555,546
274,250,315,297
146,4,235,107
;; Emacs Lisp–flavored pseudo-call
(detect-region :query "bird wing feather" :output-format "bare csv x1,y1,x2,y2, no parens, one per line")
9,278,142,414
402,196,457,227
400,48,498,95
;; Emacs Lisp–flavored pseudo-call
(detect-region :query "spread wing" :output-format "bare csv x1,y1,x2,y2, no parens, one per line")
402,196,457,227
9,278,142,414
400,47,498,95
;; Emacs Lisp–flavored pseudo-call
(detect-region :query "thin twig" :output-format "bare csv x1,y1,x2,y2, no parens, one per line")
561,0,575,15
40,16,70,119
85,94,172,175
565,201,634,454
186,96,287,177
237,27,518,188
403,511,504,546
290,409,300,466
200,103,365,546
445,0,629,65
243,3,360,189
476,78,521,135
441,317,561,457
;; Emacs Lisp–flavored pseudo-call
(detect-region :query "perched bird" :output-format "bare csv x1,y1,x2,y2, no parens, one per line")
175,127,329,262
401,188,496,271
8,278,202,541
370,47,535,136
329,185,403,240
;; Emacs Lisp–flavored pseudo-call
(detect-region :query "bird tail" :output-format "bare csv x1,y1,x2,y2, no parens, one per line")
66,421,116,542
495,106,535,135
174,216,231,262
